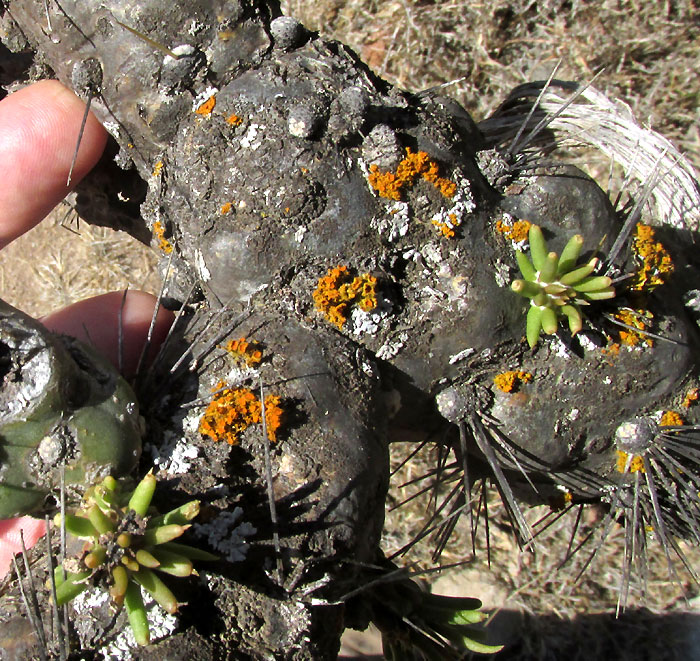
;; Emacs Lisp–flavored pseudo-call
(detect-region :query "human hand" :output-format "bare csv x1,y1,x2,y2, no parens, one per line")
0,80,174,578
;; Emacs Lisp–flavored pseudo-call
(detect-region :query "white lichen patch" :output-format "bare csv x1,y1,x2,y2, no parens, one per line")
294,225,307,243
193,508,256,563
376,331,409,360
194,248,211,282
551,336,572,359
429,173,476,236
148,432,199,475
164,44,196,63
448,347,475,365
103,120,120,140
224,361,259,386
576,332,600,352
147,407,201,475
371,201,410,241
72,587,177,660
240,123,263,150
420,242,443,267
493,258,512,288
347,296,392,337
348,308,381,336
187,19,204,35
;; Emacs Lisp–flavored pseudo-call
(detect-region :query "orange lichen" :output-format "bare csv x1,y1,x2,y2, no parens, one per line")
195,95,216,116
616,450,646,474
220,202,233,215
199,383,283,445
682,388,699,408
614,309,653,347
312,265,378,329
152,160,164,177
367,147,456,201
431,213,462,238
495,218,532,243
152,220,173,254
223,337,263,367
262,395,284,442
660,410,684,426
630,223,674,291
431,220,455,238
226,113,243,126
602,342,621,358
493,370,533,393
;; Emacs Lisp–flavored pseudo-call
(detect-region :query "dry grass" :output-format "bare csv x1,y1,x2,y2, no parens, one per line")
383,442,700,659
282,0,699,170
0,202,159,317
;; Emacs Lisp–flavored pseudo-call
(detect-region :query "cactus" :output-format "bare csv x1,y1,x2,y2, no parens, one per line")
53,473,217,646
510,224,616,347
0,299,142,518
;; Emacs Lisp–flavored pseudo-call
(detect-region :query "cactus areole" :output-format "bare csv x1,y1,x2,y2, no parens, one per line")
0,300,142,518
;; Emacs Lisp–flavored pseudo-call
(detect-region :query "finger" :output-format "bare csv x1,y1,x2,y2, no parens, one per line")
0,79,107,249
42,291,175,378
0,517,47,580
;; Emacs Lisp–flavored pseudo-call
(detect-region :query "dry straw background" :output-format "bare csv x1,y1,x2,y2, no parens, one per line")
1,1,698,658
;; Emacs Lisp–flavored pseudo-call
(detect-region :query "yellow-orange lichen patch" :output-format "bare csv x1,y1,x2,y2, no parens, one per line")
630,223,674,291
602,342,621,358
152,160,164,177
223,337,263,367
683,388,699,408
226,113,243,126
199,383,283,445
367,147,456,201
152,220,173,254
495,218,532,243
220,202,233,215
431,218,456,238
262,395,284,443
312,265,378,329
614,308,653,347
493,370,533,393
616,450,646,474
195,95,216,116
660,410,685,426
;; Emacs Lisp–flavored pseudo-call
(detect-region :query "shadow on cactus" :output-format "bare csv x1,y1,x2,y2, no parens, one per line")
53,472,217,646
511,224,615,347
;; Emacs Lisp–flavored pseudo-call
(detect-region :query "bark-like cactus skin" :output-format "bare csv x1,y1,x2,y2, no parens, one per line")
0,299,142,518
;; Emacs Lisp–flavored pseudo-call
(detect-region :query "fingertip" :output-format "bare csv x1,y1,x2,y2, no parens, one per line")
0,80,107,248
42,291,175,377
0,517,47,580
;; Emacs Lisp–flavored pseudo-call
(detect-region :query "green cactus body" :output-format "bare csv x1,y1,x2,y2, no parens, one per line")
0,300,142,518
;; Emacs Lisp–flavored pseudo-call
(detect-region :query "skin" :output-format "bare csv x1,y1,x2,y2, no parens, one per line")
0,80,174,578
